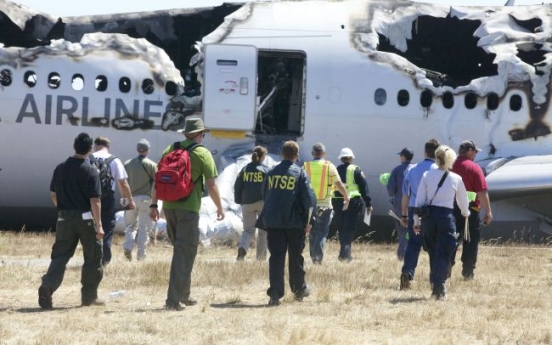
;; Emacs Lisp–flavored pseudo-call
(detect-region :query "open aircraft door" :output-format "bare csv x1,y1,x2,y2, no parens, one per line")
203,44,257,133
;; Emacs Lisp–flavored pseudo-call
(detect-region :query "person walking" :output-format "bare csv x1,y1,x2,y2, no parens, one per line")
414,145,470,300
123,139,158,261
38,132,105,309
303,143,349,265
256,141,316,306
92,137,135,265
332,148,372,262
149,117,225,311
399,139,439,289
387,147,414,260
450,140,493,280
234,145,270,261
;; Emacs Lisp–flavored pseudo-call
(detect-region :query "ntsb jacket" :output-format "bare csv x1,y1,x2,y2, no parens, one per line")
256,160,316,230
233,162,271,205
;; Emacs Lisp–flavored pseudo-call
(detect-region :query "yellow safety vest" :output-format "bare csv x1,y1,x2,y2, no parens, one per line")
344,164,361,198
303,160,331,201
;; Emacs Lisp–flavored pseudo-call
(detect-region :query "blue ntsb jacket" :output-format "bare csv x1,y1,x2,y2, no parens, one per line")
256,160,316,230
233,162,271,205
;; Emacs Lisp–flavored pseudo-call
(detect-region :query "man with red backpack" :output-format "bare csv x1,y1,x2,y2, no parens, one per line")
149,117,225,311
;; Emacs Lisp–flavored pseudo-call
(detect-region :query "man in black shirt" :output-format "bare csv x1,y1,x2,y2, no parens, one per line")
38,132,105,309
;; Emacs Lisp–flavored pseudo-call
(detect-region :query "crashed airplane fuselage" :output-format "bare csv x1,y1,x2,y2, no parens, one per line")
1,0,552,239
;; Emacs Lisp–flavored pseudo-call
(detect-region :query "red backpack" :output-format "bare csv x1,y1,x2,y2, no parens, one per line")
155,142,201,201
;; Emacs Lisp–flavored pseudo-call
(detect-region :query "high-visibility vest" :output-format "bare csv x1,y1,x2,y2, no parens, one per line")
344,164,361,198
303,160,331,201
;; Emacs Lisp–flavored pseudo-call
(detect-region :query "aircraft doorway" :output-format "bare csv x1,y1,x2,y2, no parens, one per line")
255,51,306,138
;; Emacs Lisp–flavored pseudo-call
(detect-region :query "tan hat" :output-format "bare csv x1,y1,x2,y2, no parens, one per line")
177,117,211,134
137,139,151,152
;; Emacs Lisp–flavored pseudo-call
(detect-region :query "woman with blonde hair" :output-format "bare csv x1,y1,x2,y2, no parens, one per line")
414,145,470,300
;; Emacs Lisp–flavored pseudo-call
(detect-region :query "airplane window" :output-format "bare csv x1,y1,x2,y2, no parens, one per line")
487,92,499,110
165,81,177,96
420,90,433,108
374,88,386,106
24,71,37,88
397,89,409,106
119,77,131,93
48,72,61,89
0,69,12,86
72,74,84,91
443,92,454,109
510,95,522,111
464,92,477,109
95,75,108,92
142,79,154,95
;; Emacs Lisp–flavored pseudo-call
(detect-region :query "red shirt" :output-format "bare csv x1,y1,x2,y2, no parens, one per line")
451,156,487,209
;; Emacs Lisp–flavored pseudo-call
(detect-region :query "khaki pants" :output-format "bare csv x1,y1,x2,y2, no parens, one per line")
238,201,267,260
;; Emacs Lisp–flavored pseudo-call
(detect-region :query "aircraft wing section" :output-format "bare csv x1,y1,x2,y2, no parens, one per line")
483,155,552,201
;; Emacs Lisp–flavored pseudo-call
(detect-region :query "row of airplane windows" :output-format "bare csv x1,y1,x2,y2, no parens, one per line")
375,88,523,111
0,69,178,96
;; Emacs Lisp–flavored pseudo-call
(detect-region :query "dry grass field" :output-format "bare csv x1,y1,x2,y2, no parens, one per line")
0,231,550,345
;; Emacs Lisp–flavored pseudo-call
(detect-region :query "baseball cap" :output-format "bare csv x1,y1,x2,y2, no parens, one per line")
459,140,482,152
137,139,151,152
398,147,414,160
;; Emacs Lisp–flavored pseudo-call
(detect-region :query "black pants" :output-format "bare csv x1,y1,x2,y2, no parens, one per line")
42,211,103,303
100,195,115,264
266,228,306,298
332,197,365,259
452,205,481,274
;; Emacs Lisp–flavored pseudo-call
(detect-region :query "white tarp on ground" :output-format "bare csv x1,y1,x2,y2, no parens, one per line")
114,142,279,246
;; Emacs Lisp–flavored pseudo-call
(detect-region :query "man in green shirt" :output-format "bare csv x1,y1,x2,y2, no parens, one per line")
149,117,224,311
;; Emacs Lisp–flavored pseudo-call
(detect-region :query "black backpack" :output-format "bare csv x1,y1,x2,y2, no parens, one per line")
91,155,117,198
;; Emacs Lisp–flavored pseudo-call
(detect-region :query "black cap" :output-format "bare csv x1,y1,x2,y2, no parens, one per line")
398,147,414,160
459,140,482,153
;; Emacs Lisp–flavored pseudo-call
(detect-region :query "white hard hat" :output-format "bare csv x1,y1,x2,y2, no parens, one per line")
338,147,355,159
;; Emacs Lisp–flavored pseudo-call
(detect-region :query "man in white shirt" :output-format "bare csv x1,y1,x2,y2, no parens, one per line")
93,137,135,265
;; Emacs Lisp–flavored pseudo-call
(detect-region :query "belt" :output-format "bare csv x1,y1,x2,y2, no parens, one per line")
58,210,88,216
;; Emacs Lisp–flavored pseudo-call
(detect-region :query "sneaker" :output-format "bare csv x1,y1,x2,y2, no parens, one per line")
295,287,311,302
38,285,53,310
236,248,246,261
180,298,197,306
82,298,106,307
312,259,322,265
267,290,280,307
124,250,132,261
165,302,184,311
400,272,411,290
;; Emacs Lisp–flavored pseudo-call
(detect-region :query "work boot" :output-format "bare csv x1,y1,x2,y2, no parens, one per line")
294,287,311,302
82,298,106,307
180,297,197,306
38,285,53,310
124,249,132,261
236,247,246,261
400,272,411,290
462,268,474,280
268,290,280,307
434,284,447,301
165,301,184,311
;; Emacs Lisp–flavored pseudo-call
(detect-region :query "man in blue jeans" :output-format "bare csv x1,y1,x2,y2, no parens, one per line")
303,143,349,265
399,139,439,289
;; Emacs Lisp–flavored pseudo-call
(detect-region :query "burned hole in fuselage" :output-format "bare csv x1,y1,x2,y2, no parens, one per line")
376,15,497,87
516,43,547,75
